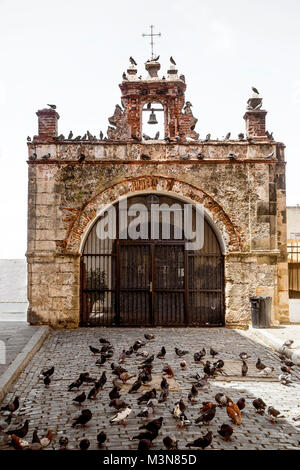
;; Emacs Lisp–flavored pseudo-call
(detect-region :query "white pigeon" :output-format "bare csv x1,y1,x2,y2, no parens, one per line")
279,373,292,385
172,403,182,420
110,406,132,424
259,366,274,376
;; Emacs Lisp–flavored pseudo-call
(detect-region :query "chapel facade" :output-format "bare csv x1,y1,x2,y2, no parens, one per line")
26,57,289,329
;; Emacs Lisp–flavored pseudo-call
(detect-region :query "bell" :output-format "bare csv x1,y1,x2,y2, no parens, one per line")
148,110,158,125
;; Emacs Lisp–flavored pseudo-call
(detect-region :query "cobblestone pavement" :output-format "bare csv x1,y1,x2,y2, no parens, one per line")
0,327,300,450
0,322,39,376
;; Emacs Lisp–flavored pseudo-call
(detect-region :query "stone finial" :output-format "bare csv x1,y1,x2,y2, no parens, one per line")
36,108,60,140
167,64,178,80
145,59,161,79
127,65,138,81
243,88,267,139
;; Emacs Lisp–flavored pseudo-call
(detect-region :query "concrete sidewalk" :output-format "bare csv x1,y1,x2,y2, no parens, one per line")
244,324,300,365
0,321,49,402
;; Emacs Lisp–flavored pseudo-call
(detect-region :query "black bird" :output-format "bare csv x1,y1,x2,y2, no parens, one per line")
140,354,154,366
163,435,178,450
141,154,151,160
225,132,231,140
218,424,233,441
122,72,127,80
242,360,248,377
188,385,198,403
195,405,217,425
160,377,169,390
197,153,204,160
158,388,169,403
238,133,244,140
96,355,107,366
170,56,176,65
132,429,159,442
42,153,51,160
237,397,246,410
47,104,56,109
97,431,107,447
129,56,137,66
139,417,163,433
59,436,69,449
228,152,237,160
6,420,29,438
109,386,121,400
68,378,83,391
42,366,54,378
89,346,101,355
253,398,267,414
79,439,90,450
27,136,31,141
78,153,85,163
99,338,110,343
72,409,92,427
252,87,259,94
186,431,213,450
99,131,104,140
68,131,73,139
157,346,166,359
128,379,142,394
44,376,51,387
256,358,266,370
210,348,218,358
73,391,86,406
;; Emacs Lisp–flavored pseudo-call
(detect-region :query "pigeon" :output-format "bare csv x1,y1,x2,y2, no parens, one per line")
237,398,246,411
267,406,283,423
78,153,85,163
109,399,128,410
110,406,132,425
179,74,185,82
283,340,294,348
252,398,267,414
137,406,151,418
186,431,212,450
188,384,199,403
68,131,73,139
99,131,104,140
157,346,166,359
195,405,216,425
79,439,90,450
99,338,110,344
204,133,211,141
197,153,204,160
279,373,292,386
225,132,231,140
141,154,150,161
1,396,19,414
40,430,53,448
160,377,169,391
144,334,155,341
210,348,218,358
29,153,37,161
227,401,242,425
238,133,245,140
170,56,176,65
180,360,187,369
228,152,237,160
132,429,159,442
89,346,101,355
152,55,160,61
73,135,81,141
259,366,274,377
137,388,157,404
139,417,163,433
180,154,190,160
47,104,56,109
239,352,251,360
158,388,169,403
162,365,174,377
129,57,137,66
73,391,86,406
175,347,189,357
256,358,266,370
44,375,51,387
163,435,178,450
217,424,233,441
252,87,259,95
128,379,142,394
58,436,69,449
96,355,107,366
42,153,51,160
72,409,92,427
0,415,12,432
6,419,29,438
215,393,229,407
109,386,121,400
27,136,31,141
242,360,248,377
122,72,127,80
68,378,83,391
154,131,160,140
10,435,30,450
97,431,107,447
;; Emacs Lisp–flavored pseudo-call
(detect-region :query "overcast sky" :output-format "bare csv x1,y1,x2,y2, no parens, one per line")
0,0,299,258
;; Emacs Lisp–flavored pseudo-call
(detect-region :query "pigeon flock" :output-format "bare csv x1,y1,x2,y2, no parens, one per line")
0,332,299,451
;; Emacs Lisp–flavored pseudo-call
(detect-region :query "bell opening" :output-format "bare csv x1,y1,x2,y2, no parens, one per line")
142,102,164,141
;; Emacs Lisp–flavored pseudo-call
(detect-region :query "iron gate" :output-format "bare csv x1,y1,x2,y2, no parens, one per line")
80,194,224,326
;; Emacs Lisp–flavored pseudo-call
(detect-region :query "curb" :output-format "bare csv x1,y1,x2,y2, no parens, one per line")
0,326,50,403
245,328,300,366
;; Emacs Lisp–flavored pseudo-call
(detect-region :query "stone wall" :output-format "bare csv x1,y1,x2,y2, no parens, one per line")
26,140,289,329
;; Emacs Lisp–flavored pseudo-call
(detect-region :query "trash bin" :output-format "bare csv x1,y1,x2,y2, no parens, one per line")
250,296,272,328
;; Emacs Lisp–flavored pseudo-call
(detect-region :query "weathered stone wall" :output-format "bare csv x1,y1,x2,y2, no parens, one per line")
26,140,289,329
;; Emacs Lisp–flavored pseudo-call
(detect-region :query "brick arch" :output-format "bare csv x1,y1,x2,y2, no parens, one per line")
64,175,242,253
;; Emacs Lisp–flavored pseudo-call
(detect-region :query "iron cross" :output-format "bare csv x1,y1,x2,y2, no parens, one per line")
142,25,161,60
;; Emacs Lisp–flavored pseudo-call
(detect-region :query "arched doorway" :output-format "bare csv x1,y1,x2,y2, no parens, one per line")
80,194,224,326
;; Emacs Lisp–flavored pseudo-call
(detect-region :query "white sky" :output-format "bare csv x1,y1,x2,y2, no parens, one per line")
0,0,299,258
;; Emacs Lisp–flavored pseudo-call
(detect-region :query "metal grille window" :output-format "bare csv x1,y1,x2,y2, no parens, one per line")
80,194,224,326
288,240,300,299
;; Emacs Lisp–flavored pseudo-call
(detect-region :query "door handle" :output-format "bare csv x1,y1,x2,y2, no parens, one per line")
149,282,152,292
